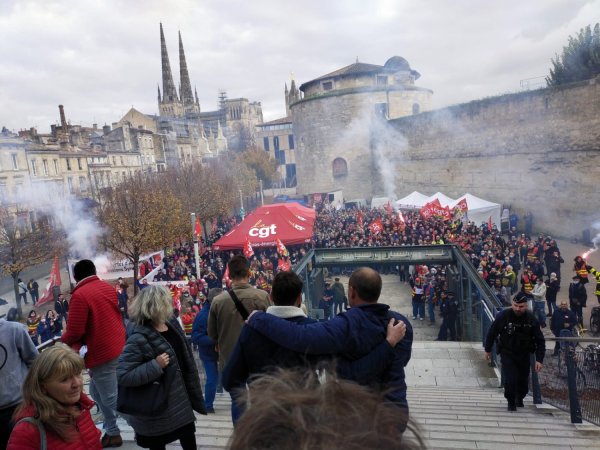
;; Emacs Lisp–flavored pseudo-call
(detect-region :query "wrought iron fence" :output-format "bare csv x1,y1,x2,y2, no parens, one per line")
537,337,600,425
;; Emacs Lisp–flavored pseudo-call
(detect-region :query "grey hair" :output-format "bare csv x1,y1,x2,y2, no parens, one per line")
129,284,173,326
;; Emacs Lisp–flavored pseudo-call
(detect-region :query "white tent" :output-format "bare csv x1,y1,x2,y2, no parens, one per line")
424,192,456,207
451,193,502,228
371,196,393,209
395,191,429,209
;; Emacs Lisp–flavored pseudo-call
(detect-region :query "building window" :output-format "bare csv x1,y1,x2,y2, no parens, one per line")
377,75,388,86
11,154,18,170
276,150,286,165
273,136,280,151
120,156,124,166
332,157,348,178
79,176,87,192
67,177,73,193
112,156,116,166
263,137,270,151
77,158,82,170
374,103,388,118
412,103,420,115
285,164,297,187
43,159,49,176
30,160,37,176
66,159,72,171
53,159,59,174
288,134,295,150
322,81,333,91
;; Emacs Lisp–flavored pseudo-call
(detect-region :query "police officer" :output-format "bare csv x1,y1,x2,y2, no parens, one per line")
436,290,458,341
484,292,545,411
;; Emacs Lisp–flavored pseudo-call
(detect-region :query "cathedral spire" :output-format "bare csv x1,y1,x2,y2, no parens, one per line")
179,30,195,107
160,23,178,103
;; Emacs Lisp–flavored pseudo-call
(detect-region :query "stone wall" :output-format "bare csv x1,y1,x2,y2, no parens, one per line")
385,77,600,238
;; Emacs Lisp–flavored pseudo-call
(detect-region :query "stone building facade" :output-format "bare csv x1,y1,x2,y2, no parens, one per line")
384,77,600,238
291,56,433,198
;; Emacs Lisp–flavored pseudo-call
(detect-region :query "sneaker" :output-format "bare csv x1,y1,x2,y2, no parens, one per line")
412,316,417,320
101,434,123,448
419,317,424,321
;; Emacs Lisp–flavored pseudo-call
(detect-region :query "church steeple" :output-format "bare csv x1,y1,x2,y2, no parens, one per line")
160,23,179,104
178,31,196,114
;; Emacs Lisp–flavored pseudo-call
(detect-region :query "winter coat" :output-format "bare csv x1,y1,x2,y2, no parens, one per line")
191,301,218,361
247,303,413,409
61,276,125,369
117,319,206,436
8,393,101,450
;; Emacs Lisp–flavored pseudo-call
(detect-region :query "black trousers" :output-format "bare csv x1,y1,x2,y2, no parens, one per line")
0,404,18,450
501,353,530,404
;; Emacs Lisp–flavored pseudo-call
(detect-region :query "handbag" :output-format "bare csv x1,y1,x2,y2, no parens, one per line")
117,363,176,416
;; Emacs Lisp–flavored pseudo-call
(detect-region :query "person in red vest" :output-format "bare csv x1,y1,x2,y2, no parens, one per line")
61,260,125,448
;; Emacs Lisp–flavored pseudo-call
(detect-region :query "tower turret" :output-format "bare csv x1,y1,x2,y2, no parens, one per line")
178,31,198,114
159,23,183,117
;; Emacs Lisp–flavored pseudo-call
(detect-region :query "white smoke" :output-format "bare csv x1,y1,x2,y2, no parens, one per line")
7,183,103,259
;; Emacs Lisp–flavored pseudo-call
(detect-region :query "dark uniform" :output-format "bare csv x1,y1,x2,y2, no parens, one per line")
484,296,545,410
587,265,600,304
568,276,587,325
437,291,458,341
550,306,578,356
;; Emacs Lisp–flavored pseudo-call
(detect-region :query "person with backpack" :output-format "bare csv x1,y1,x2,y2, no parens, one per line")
484,292,545,411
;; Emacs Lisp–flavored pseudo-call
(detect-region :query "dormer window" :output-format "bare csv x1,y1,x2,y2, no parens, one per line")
322,81,334,91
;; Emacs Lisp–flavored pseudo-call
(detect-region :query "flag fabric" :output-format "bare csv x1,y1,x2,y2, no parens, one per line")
369,218,384,235
277,257,292,272
276,238,289,257
222,265,231,289
194,217,203,241
357,210,364,227
454,198,468,213
37,256,62,306
243,237,254,259
487,216,493,232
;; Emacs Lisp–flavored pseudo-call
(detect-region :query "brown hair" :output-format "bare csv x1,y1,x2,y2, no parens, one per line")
228,368,424,450
228,255,249,280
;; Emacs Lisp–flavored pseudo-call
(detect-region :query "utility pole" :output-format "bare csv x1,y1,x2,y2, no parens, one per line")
190,212,201,280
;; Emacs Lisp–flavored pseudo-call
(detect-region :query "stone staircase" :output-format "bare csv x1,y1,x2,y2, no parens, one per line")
109,341,600,449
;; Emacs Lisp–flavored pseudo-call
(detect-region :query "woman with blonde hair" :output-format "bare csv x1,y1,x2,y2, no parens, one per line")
8,345,102,449
117,284,206,450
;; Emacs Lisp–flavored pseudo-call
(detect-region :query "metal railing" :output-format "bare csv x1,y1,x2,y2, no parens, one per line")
538,336,600,425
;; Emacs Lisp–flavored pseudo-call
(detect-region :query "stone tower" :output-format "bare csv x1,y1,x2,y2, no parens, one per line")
285,76,300,117
158,23,183,117
178,31,200,115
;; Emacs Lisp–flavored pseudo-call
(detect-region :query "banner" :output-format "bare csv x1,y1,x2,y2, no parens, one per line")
37,256,62,306
68,251,164,283
276,238,289,257
420,199,452,221
369,218,384,235
243,237,255,259
194,217,203,241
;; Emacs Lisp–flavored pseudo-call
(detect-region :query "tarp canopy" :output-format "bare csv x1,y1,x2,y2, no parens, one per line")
213,204,313,250
255,202,316,224
424,192,456,207
451,193,502,228
395,191,429,209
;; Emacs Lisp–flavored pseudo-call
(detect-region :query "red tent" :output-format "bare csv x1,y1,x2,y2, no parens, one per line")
213,205,313,250
254,202,316,224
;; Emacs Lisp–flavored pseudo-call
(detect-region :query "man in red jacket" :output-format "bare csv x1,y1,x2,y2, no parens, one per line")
61,259,126,448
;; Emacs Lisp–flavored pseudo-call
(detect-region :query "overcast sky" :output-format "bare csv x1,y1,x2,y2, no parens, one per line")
0,0,597,133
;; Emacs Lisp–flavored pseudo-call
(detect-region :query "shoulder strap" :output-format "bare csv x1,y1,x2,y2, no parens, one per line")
16,417,46,450
229,289,249,320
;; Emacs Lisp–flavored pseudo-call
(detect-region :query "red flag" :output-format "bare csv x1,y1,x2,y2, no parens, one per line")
454,198,468,213
37,255,62,306
277,257,292,272
276,238,289,257
487,216,493,232
194,217,203,240
420,202,434,219
223,264,231,289
357,210,364,227
369,218,384,235
243,237,254,259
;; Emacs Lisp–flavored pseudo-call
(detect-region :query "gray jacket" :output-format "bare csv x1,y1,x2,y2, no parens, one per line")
117,319,206,436
0,319,39,408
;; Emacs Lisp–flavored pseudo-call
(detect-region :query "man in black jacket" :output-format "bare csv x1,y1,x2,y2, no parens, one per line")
484,292,545,411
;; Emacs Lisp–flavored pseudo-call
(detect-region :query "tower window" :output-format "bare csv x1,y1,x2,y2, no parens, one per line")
412,103,420,115
322,81,333,91
263,137,270,151
288,134,295,150
332,157,348,178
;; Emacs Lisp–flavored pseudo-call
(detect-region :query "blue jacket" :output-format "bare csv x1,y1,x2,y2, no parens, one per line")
246,303,413,408
191,301,218,361
222,314,396,392
550,308,578,336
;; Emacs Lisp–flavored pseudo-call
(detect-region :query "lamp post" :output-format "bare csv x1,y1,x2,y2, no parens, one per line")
259,179,264,206
190,212,201,280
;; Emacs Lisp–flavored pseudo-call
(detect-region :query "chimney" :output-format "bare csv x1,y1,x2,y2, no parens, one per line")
58,105,68,130
103,124,111,135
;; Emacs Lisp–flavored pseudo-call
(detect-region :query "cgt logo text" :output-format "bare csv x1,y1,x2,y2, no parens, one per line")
249,224,277,238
